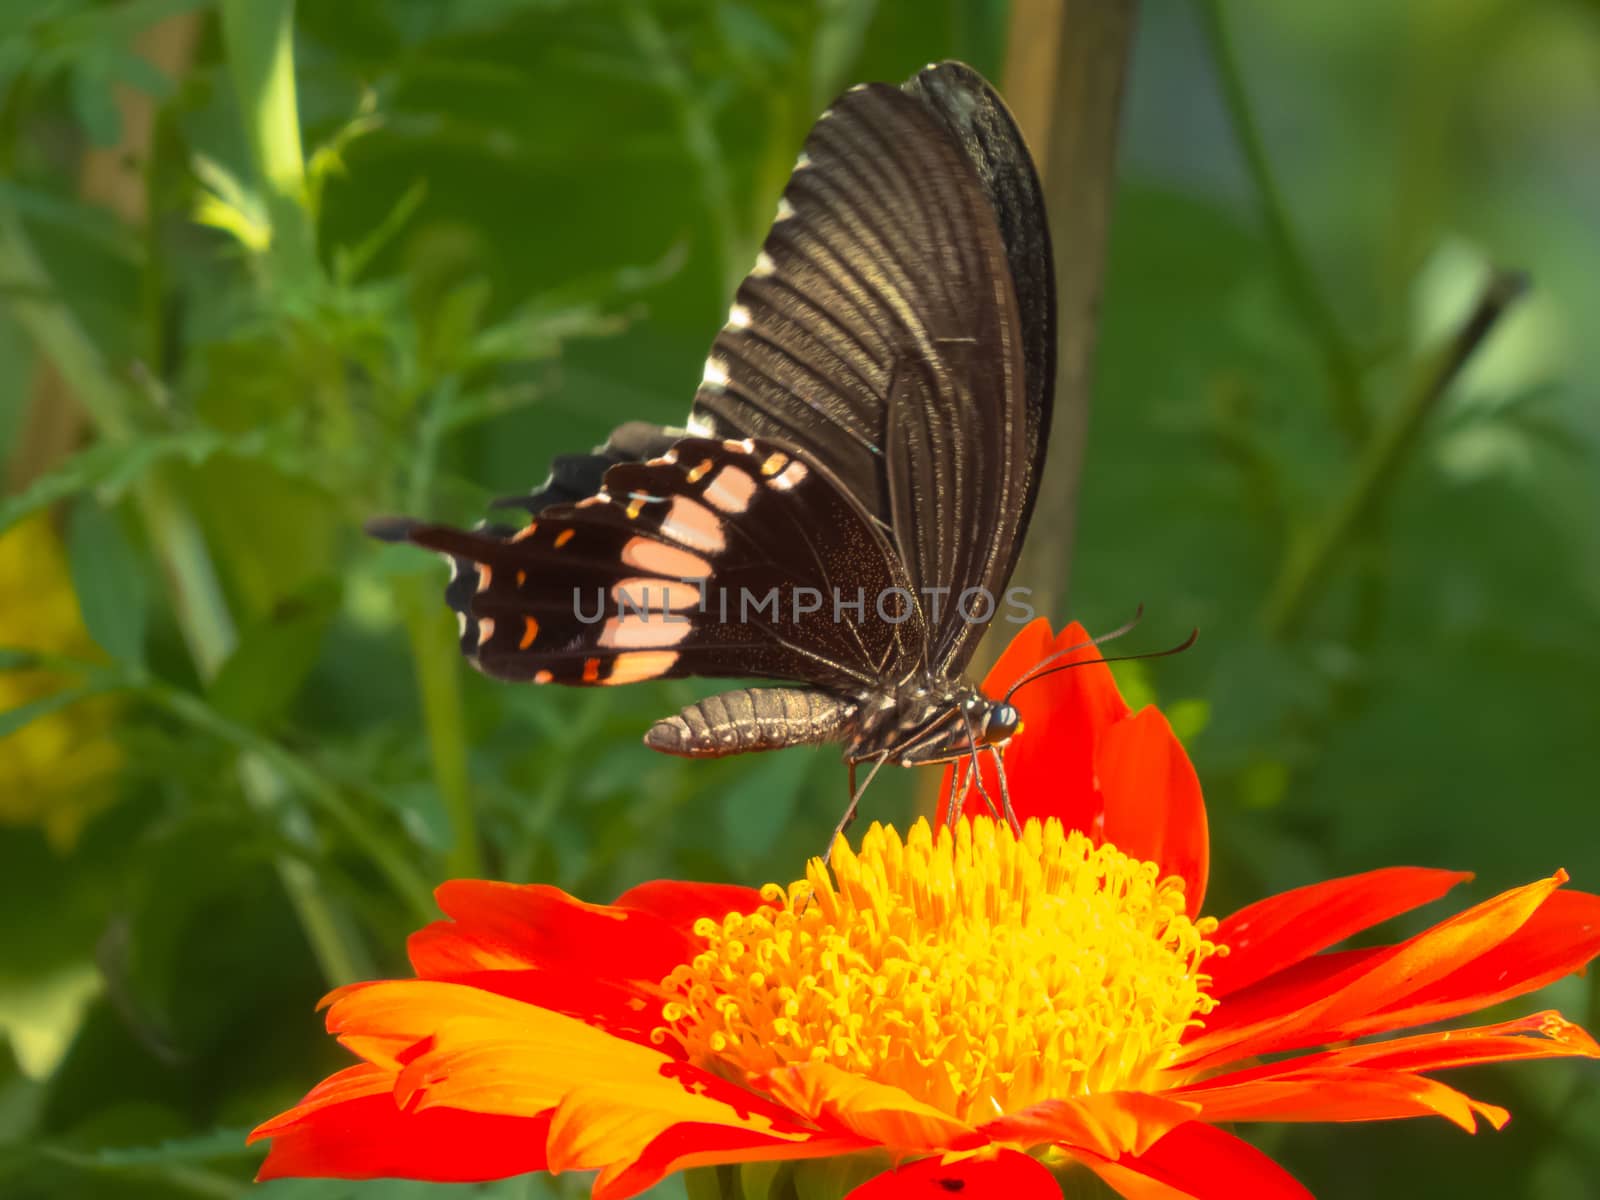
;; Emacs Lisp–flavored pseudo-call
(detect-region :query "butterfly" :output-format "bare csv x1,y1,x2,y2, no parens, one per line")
371,61,1058,833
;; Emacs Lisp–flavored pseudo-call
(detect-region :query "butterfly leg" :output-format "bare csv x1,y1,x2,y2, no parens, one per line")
958,709,1002,826
825,752,890,865
946,757,974,832
989,743,1021,835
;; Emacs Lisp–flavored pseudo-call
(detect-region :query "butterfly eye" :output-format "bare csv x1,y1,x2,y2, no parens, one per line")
986,704,1021,742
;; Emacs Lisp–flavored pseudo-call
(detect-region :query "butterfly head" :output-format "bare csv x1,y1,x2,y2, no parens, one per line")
850,687,1023,769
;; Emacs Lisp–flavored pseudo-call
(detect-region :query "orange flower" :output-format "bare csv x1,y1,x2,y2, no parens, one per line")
252,621,1600,1199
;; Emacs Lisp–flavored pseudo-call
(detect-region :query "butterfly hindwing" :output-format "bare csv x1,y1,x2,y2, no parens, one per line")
401,436,924,691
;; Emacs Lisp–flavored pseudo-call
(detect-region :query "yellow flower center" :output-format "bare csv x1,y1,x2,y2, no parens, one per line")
659,817,1218,1124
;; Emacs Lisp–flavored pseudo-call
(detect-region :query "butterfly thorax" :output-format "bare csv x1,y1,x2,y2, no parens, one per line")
843,679,1019,768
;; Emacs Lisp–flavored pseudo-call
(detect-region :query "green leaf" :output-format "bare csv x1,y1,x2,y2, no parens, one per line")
0,425,313,540
67,500,148,666
0,686,96,740
40,1126,258,1169
0,182,141,260
205,583,339,728
68,60,122,146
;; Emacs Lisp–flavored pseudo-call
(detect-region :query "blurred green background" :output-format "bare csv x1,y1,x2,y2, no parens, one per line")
2,1,1597,1197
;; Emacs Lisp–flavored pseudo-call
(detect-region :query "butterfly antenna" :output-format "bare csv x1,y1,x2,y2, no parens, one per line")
1001,604,1146,702
1006,627,1200,703
959,708,1003,826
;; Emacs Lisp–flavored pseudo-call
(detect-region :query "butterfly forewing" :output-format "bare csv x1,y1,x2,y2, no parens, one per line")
402,436,922,690
686,67,1052,678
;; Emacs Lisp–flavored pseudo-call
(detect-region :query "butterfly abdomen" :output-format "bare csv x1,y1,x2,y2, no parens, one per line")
645,688,855,758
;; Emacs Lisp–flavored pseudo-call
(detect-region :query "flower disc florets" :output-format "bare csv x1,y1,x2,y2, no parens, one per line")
659,817,1219,1123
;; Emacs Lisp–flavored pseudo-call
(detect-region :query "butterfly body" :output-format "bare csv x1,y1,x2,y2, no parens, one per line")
645,676,1017,770
373,61,1057,801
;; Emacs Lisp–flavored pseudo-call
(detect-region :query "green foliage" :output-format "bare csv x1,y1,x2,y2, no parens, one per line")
1,2,1597,1199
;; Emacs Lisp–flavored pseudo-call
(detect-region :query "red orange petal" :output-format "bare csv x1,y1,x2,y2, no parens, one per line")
409,880,696,984
613,878,770,928
408,967,671,1049
252,1064,553,1182
759,1062,980,1153
980,1091,1199,1159
1365,889,1600,1031
1077,1120,1314,1200
1174,1067,1508,1132
1208,867,1471,998
848,1148,1062,1200
596,1131,869,1200
1182,873,1575,1069
1099,706,1208,913
979,617,1057,698
1196,1011,1599,1087
544,1067,818,1178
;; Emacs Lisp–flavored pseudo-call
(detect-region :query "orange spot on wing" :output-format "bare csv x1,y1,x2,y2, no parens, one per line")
582,657,601,683
520,616,540,649
555,529,576,549
512,522,538,542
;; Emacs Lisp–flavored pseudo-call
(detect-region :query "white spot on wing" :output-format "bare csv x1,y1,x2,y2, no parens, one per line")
604,651,680,686
775,197,795,222
612,578,703,611
769,460,810,491
476,617,495,646
660,496,725,554
620,536,712,580
686,413,715,437
702,357,729,390
795,152,811,171
599,614,692,650
702,466,757,514
753,251,776,277
727,305,751,330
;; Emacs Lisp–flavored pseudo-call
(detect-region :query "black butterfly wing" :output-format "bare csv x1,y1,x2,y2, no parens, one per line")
683,62,1054,678
390,436,924,691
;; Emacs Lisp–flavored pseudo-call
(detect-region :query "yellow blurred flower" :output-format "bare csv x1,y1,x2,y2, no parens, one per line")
0,512,122,848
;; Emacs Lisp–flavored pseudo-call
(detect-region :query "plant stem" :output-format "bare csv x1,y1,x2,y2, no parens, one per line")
218,0,316,285
1002,0,1138,623
1261,269,1526,637
400,579,481,878
1199,0,1368,446
401,379,480,879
